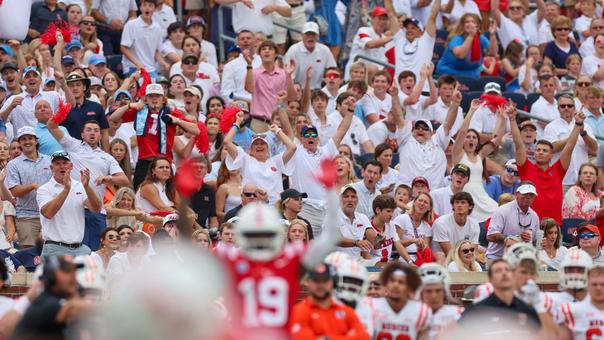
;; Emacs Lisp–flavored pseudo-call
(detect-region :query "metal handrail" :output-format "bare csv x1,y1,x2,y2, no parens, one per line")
353,55,395,70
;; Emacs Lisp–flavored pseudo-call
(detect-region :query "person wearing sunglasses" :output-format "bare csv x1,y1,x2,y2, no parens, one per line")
484,159,521,202
576,224,604,266
223,183,267,222
580,18,604,58
545,94,598,188
543,16,579,76
447,240,482,272
486,182,540,263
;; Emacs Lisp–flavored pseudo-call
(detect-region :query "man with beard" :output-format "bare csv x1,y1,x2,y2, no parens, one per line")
289,263,369,339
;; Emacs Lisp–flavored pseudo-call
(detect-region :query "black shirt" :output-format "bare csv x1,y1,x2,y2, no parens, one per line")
61,99,108,141
12,291,65,340
223,204,243,222
29,2,67,36
190,184,217,227
459,291,542,336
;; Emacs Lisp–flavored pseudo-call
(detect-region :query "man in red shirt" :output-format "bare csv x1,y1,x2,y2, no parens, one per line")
109,83,199,189
509,106,583,224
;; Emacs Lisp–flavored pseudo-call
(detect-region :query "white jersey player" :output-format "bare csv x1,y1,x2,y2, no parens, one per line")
418,263,463,339
372,262,432,339
548,248,592,314
326,251,374,334
558,266,604,340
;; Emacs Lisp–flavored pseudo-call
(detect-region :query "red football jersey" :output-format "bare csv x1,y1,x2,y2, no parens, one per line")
215,242,306,336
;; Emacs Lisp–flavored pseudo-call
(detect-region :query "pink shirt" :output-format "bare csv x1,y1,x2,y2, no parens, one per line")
251,65,287,120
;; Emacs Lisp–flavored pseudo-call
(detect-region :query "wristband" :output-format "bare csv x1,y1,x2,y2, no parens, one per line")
106,18,111,25
246,65,253,70
575,122,584,126
232,123,240,130
277,103,285,109
581,130,588,137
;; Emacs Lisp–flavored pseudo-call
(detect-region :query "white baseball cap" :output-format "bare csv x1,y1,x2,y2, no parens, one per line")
145,83,164,96
302,22,319,35
162,213,179,226
484,82,502,95
516,183,538,196
16,126,37,140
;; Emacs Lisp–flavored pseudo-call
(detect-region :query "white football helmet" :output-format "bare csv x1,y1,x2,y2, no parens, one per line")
503,242,538,269
325,251,352,267
332,257,369,304
419,263,450,295
235,203,286,261
560,248,593,290
74,255,105,292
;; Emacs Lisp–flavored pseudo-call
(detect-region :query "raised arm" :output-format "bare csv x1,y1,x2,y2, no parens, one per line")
388,83,406,129
449,96,481,164
269,123,297,164
560,111,585,170
535,0,546,23
222,111,244,159
243,50,255,93
491,0,502,25
442,87,461,137
425,0,442,37
303,188,340,268
487,21,499,57
109,101,144,123
81,169,101,213
403,64,429,106
479,106,507,158
45,114,66,142
508,105,526,166
332,98,355,147
385,0,401,35
276,91,295,139
423,66,439,109
300,67,313,115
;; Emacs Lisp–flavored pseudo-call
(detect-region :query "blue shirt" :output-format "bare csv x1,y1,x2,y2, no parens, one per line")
543,41,579,69
483,175,520,202
61,99,108,140
13,247,41,272
436,34,489,77
233,127,255,152
0,249,23,273
585,109,604,139
35,122,68,156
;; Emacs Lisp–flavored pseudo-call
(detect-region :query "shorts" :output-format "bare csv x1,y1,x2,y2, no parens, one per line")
186,0,209,10
15,217,41,247
272,5,306,44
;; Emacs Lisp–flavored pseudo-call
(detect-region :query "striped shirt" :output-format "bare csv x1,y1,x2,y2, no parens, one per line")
5,154,52,217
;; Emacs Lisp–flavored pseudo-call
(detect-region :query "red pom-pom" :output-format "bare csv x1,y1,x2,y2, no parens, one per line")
136,68,152,99
148,211,173,217
313,157,338,189
195,122,210,153
40,20,75,46
219,106,241,134
175,158,204,198
480,93,507,111
49,100,71,124
170,106,186,120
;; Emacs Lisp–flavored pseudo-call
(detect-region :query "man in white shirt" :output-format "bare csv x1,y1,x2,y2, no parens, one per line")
529,75,559,136
469,82,511,143
91,0,138,55
432,191,480,255
171,53,219,111
46,118,129,251
397,88,460,189
120,0,169,77
579,18,604,58
581,35,604,89
221,30,261,102
360,71,393,125
215,0,292,37
284,22,336,90
331,185,373,261
431,163,470,216
367,86,406,150
385,0,439,89
185,16,218,68
350,160,382,218
328,92,374,156
345,6,393,80
543,94,598,186
491,0,544,50
423,75,463,134
152,0,176,40
37,151,102,257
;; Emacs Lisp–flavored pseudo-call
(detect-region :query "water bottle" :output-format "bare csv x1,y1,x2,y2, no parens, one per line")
536,229,544,250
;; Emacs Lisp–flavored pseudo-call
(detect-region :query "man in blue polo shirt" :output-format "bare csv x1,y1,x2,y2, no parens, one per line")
484,159,521,202
61,73,109,151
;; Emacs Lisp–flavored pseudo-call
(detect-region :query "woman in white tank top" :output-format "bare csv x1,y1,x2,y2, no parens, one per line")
136,157,178,213
215,161,243,222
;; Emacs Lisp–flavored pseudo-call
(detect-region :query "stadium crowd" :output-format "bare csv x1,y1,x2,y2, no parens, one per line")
1,0,604,338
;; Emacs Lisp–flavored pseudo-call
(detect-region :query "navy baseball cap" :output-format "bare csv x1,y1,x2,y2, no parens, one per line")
300,125,318,136
61,56,75,65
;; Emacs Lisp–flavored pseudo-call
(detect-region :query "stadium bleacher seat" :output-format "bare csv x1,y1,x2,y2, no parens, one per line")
525,93,541,112
502,92,526,111
435,29,448,45
460,91,482,113
432,44,444,64
478,76,506,92
454,76,481,92
391,152,399,167
355,153,374,168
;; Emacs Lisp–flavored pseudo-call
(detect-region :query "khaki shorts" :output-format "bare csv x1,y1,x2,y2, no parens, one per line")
272,5,306,44
15,217,41,247
186,0,209,10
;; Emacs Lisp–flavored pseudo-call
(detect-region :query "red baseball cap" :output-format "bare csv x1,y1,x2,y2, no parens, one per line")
371,7,388,17
578,224,600,236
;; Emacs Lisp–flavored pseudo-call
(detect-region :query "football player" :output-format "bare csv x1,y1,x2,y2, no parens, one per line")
372,262,432,339
558,265,604,339
418,263,463,339
215,186,340,338
548,249,592,312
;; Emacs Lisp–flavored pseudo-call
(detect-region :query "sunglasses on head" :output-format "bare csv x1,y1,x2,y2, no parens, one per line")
461,247,475,254
243,192,257,198
506,167,519,176
303,132,318,138
579,232,597,239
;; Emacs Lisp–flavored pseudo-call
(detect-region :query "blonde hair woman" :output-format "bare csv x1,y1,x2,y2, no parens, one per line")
191,229,213,250
446,240,483,272
287,219,309,243
335,155,358,190
105,187,162,230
